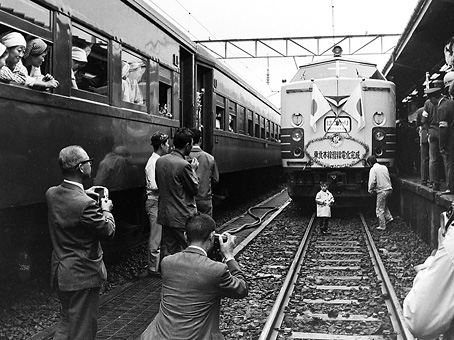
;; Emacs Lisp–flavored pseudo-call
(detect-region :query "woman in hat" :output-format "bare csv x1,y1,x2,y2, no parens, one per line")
0,31,27,85
22,36,59,90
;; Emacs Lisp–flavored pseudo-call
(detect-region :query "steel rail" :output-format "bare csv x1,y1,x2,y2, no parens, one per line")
359,213,414,340
258,213,316,340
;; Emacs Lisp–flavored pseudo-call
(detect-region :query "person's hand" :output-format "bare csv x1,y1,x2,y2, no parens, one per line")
42,74,54,81
46,78,59,89
219,233,235,259
190,157,199,171
101,198,113,212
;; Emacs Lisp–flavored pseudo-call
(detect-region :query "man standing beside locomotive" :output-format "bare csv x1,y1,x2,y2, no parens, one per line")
156,128,199,259
189,127,219,216
144,131,169,276
46,145,115,340
367,155,393,231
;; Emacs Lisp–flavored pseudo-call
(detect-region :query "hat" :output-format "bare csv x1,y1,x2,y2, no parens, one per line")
150,131,169,146
72,47,88,62
444,71,454,88
0,43,6,56
1,32,26,48
24,37,47,59
424,79,443,95
424,87,442,95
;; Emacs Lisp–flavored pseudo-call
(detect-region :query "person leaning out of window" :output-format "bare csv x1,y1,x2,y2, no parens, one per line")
22,36,59,90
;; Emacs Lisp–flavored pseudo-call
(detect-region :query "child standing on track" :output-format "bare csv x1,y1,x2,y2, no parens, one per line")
315,181,335,235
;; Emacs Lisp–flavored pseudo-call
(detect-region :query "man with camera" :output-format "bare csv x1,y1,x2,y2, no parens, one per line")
46,145,115,340
146,213,248,340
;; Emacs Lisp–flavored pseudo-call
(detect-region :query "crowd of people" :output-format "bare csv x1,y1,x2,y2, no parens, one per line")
401,36,454,339
47,127,244,340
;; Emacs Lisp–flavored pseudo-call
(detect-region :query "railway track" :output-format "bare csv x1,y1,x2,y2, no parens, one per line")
233,211,414,340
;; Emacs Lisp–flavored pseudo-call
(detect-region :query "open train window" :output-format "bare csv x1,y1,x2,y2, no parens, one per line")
266,120,270,139
254,113,260,138
159,66,173,118
247,109,253,136
0,0,51,30
215,94,225,130
0,24,53,89
238,105,245,134
121,49,147,111
261,117,265,139
71,25,108,102
228,101,236,133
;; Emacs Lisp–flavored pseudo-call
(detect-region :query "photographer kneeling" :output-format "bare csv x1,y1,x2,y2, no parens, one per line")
146,213,248,340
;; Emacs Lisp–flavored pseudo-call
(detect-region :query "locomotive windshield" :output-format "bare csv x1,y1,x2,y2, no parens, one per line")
291,59,386,82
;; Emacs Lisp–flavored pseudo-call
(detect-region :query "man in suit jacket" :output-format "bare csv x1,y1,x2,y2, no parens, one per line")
46,145,115,340
156,127,199,259
149,213,248,340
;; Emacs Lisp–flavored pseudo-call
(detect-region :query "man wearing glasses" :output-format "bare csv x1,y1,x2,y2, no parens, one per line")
46,145,115,340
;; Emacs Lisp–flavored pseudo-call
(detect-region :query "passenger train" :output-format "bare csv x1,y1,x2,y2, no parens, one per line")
281,46,396,206
0,0,280,282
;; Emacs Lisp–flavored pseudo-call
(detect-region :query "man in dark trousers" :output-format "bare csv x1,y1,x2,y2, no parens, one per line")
148,213,248,340
46,145,115,340
156,127,199,259
189,127,219,216
439,71,454,194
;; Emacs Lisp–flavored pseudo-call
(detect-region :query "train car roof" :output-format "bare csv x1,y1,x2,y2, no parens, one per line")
383,0,454,106
196,44,280,112
291,57,386,82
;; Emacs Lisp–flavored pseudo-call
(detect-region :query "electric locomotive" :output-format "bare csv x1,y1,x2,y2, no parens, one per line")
281,46,396,206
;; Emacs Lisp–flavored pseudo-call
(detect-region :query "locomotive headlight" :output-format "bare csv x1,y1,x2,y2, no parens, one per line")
374,128,386,141
291,112,303,126
294,147,303,157
373,111,386,125
291,129,304,142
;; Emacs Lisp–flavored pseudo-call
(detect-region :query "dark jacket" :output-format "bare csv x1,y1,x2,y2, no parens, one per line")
156,150,199,228
152,247,248,340
46,181,115,291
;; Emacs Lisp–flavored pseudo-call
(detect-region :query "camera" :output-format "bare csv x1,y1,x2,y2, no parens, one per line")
209,233,228,262
87,186,109,206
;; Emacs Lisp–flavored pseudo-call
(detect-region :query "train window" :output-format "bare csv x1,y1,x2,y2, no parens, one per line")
254,113,260,138
0,0,51,30
228,101,236,133
121,49,147,110
247,109,253,136
238,106,246,134
0,24,54,89
215,94,225,130
261,117,265,139
266,120,270,139
71,25,108,98
159,66,173,118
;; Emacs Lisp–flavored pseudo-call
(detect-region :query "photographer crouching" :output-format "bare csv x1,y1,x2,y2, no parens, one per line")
145,212,248,340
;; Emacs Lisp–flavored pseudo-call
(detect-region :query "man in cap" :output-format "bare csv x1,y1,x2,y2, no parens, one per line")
439,71,454,194
422,80,444,191
189,127,219,216
144,131,169,276
71,46,88,89
156,128,199,259
46,145,115,340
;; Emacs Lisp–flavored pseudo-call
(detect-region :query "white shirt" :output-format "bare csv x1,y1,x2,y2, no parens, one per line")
368,163,392,194
145,152,160,200
315,190,334,217
403,225,454,339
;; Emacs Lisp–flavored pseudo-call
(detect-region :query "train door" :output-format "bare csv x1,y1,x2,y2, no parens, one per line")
179,47,195,127
196,65,214,154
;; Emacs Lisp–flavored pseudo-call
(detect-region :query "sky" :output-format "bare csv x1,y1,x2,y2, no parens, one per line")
145,0,420,107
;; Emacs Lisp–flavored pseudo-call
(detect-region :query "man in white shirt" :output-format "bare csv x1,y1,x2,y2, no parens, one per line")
367,155,393,230
403,219,454,339
144,131,169,276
